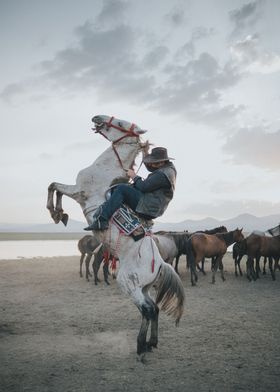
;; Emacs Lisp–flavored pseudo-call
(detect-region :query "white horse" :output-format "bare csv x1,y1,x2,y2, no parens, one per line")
46,115,185,357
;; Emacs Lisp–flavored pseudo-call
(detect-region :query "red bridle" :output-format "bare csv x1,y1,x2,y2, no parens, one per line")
93,116,141,170
94,116,140,142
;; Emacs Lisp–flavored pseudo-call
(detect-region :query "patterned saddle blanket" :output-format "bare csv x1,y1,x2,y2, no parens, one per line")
112,205,153,241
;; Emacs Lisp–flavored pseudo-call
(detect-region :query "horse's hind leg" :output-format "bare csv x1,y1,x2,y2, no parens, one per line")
80,253,85,277
237,255,243,276
103,262,110,285
263,257,267,275
85,254,92,281
93,247,104,285
211,256,219,284
137,315,150,356
269,256,276,281
147,304,159,350
255,256,261,279
174,255,180,275
219,257,226,281
235,255,243,277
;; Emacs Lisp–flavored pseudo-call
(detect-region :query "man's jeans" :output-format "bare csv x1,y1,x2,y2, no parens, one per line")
100,184,143,220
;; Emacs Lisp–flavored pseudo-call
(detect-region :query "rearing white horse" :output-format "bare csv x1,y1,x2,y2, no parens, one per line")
46,115,185,357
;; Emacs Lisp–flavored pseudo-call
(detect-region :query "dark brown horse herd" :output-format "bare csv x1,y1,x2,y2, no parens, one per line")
78,224,280,286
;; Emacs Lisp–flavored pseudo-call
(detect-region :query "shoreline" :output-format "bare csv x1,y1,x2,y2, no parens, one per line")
0,232,85,241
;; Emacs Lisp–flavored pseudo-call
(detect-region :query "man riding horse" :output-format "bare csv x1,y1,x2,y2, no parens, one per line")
84,147,176,231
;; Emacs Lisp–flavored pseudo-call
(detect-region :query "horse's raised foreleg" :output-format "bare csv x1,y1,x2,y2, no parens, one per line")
47,182,79,224
54,191,69,226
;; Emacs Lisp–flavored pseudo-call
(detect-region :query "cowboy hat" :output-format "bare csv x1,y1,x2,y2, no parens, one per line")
143,147,174,164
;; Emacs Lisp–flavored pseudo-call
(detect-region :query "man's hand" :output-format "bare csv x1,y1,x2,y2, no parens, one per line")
126,169,137,179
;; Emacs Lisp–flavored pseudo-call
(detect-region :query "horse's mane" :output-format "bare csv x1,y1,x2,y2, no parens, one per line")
215,230,235,246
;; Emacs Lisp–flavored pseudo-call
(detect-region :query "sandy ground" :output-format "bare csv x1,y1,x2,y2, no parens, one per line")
0,253,279,392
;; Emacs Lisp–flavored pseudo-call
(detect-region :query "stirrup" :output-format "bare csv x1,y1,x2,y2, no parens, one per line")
84,206,109,231
84,218,109,231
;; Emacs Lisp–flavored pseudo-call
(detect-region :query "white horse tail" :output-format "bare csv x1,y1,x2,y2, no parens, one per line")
155,262,185,325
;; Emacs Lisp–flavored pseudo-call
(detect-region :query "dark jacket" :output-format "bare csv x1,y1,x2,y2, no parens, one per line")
133,162,177,218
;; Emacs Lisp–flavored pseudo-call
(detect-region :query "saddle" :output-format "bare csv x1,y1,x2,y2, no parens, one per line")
112,205,153,241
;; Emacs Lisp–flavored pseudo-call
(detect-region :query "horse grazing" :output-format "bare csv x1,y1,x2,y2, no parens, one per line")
78,235,110,285
46,115,185,358
245,233,280,281
186,228,244,285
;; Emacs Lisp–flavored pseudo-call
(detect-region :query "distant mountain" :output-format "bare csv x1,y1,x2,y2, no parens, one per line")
0,214,279,233
0,219,85,233
153,213,280,233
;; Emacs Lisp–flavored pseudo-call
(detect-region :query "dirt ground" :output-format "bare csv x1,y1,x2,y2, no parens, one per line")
0,253,279,392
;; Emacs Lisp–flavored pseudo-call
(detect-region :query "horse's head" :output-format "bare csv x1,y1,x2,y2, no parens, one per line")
233,228,244,242
92,115,147,144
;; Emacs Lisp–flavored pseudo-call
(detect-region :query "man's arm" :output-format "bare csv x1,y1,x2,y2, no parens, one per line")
132,172,170,192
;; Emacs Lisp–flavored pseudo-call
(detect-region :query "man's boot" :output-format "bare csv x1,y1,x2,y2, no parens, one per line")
84,206,109,231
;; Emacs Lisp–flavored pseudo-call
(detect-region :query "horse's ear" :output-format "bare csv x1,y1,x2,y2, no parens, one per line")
137,129,147,134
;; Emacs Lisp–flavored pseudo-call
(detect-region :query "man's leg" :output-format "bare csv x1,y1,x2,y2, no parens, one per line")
101,184,142,219
84,185,142,231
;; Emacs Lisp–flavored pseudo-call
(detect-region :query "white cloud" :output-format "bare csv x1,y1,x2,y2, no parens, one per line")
230,34,280,74
223,127,280,170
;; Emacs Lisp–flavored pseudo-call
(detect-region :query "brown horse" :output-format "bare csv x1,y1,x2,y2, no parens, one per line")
193,226,228,274
186,228,244,285
246,233,280,281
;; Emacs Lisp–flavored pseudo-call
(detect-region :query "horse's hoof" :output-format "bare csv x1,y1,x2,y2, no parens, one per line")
137,353,147,364
147,340,158,350
62,213,69,226
105,280,110,285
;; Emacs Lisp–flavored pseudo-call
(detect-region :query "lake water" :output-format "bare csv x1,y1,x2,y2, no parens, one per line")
0,240,233,260
0,240,80,260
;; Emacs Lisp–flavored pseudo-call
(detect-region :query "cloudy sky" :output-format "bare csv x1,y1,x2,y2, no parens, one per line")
1,0,280,225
